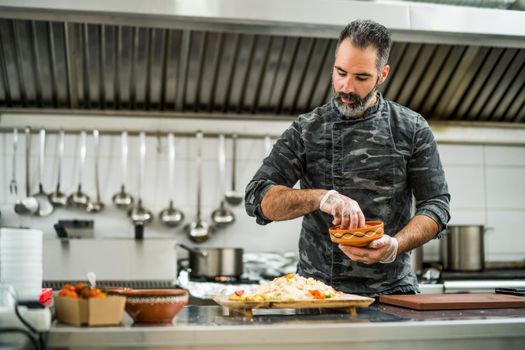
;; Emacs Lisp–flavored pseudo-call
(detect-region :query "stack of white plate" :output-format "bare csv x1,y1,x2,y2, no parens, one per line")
0,228,43,301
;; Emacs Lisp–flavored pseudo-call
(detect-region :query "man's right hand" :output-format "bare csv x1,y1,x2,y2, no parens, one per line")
319,190,365,229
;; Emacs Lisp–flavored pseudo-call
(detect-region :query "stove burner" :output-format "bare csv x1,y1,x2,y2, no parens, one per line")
213,275,238,283
189,275,260,284
441,269,525,281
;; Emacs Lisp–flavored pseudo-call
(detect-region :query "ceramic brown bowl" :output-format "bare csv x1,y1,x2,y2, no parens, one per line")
329,221,385,247
119,289,188,324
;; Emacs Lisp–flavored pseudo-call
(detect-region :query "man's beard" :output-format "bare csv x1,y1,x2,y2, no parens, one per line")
333,85,378,118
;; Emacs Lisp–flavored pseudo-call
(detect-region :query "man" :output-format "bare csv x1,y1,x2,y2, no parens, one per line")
245,19,450,296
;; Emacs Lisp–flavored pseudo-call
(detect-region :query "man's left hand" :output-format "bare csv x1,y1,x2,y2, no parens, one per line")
338,235,399,264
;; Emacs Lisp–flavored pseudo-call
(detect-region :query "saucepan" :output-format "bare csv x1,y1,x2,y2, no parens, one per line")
177,244,243,279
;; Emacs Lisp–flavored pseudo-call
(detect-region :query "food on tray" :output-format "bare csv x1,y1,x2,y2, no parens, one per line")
228,274,344,302
58,282,107,299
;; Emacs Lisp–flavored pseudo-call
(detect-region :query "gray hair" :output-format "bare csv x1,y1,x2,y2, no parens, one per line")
336,19,392,71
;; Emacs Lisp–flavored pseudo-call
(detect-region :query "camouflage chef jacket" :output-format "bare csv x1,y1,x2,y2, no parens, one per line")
245,94,451,296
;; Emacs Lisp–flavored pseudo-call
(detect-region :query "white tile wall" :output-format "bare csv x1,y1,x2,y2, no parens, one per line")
422,143,525,262
1,129,525,269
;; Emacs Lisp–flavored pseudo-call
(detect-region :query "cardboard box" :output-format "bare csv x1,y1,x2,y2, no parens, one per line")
55,295,126,326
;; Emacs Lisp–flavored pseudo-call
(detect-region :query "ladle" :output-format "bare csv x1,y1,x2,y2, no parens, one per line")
159,133,184,227
11,128,24,214
211,134,235,226
184,131,213,243
128,132,153,224
15,127,39,215
67,130,90,208
86,130,105,213
112,131,134,208
9,128,18,198
49,129,68,207
177,243,208,257
264,134,273,157
33,129,54,216
224,134,243,206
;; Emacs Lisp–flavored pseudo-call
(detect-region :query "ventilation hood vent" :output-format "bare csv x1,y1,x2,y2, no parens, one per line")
0,0,524,123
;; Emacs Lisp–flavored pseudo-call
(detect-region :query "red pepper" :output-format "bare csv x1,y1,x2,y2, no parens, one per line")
308,289,325,299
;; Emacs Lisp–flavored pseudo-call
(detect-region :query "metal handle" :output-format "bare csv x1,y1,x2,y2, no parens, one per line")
231,133,238,192
218,134,226,197
57,129,64,191
121,131,128,187
39,129,45,185
168,133,175,200
25,126,32,196
177,243,207,257
139,131,146,200
264,134,272,156
93,130,101,201
79,130,87,189
196,131,203,221
11,128,18,181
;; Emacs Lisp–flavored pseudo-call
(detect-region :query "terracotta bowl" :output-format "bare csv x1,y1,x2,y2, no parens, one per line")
329,220,385,247
118,289,188,324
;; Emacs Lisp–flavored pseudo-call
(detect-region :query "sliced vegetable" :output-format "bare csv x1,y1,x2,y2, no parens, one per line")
308,289,325,299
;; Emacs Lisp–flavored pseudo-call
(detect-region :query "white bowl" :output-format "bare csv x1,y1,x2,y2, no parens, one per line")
0,239,42,247
0,253,43,262
0,243,43,250
0,254,42,261
12,288,42,301
0,271,43,279
0,255,42,262
1,268,43,277
1,263,42,269
1,250,42,257
0,228,43,237
1,280,43,288
0,266,42,274
1,281,43,290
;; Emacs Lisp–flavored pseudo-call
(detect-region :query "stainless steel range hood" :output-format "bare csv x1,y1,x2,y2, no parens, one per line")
0,0,524,123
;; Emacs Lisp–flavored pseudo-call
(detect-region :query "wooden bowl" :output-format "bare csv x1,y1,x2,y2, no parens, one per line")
118,289,188,324
329,221,384,247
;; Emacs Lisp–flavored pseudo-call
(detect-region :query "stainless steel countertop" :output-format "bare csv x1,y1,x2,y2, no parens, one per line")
46,304,525,350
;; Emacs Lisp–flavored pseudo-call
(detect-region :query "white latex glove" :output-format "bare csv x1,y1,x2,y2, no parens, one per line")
319,190,365,229
339,235,398,264
368,235,399,263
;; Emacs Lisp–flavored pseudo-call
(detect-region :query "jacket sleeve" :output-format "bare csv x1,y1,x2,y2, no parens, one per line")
408,116,451,235
245,119,306,225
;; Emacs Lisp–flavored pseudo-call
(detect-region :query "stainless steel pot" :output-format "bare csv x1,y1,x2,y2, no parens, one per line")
410,246,423,275
178,244,243,278
440,225,486,272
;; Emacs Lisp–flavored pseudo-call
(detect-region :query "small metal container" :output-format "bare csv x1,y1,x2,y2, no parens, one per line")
178,244,243,279
440,225,485,272
410,246,423,275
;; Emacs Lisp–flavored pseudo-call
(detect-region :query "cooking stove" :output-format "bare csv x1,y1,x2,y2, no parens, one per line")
441,269,525,281
43,280,176,290
440,268,525,293
187,275,261,284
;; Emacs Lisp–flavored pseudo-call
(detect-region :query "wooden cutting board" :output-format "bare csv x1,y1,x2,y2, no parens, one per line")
379,293,525,310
